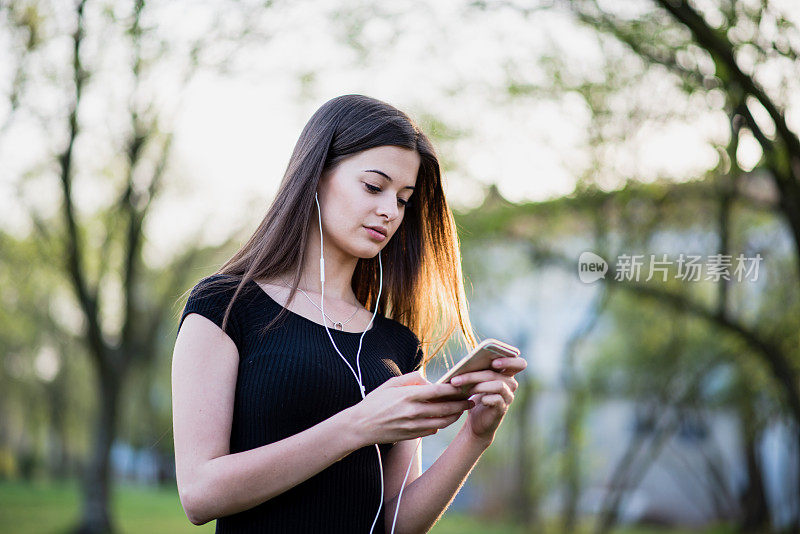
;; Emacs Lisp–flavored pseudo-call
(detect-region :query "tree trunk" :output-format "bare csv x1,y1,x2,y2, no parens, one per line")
73,367,121,534
561,387,583,533
739,430,769,532
513,377,537,530
46,371,70,480
732,367,770,532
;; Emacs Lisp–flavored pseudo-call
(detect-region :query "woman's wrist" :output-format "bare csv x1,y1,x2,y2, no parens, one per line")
458,421,494,450
337,405,369,451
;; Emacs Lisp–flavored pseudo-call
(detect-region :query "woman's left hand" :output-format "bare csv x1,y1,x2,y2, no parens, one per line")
451,356,527,445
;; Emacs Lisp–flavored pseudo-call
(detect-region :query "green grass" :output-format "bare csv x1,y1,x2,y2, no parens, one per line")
0,478,213,533
0,478,737,534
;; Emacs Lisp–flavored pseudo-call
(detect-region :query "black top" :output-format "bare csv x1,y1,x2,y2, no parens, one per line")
176,273,423,533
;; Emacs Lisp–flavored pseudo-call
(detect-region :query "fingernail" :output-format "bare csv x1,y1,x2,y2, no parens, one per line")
451,377,461,385
493,360,503,367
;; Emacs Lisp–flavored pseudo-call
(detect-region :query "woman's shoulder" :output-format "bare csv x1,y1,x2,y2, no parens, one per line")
191,273,260,299
379,317,424,373
379,316,420,348
185,274,245,306
178,273,251,345
195,272,241,288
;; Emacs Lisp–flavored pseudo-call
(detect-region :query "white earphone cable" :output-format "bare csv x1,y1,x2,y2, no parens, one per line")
315,193,418,534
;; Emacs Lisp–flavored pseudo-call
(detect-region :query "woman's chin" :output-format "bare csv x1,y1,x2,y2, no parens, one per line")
354,242,384,258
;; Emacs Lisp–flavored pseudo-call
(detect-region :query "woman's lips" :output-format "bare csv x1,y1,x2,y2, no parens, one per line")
364,227,386,241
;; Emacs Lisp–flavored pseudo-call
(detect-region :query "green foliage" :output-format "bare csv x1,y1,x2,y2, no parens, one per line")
0,479,739,534
0,479,214,533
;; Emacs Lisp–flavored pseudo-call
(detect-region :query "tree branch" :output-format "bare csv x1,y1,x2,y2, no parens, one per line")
653,0,800,160
58,0,110,371
526,245,800,423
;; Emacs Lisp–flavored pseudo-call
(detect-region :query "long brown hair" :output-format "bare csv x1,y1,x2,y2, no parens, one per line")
181,94,477,374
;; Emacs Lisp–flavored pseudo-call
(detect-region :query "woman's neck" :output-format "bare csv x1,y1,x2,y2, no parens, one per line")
262,273,359,307
294,243,360,301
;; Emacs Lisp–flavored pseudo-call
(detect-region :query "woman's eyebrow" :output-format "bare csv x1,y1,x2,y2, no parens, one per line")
363,169,415,190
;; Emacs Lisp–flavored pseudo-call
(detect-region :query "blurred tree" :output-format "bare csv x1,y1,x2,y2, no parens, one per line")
564,2,800,529
461,0,800,530
558,0,800,272
0,0,275,532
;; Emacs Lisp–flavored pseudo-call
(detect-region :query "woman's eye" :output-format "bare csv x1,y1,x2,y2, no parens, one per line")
364,182,410,208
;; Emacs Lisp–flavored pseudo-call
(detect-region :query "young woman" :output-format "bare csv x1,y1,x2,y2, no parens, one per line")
172,94,527,533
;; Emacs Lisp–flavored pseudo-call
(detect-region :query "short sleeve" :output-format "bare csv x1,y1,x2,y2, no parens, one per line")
407,331,424,373
177,274,243,352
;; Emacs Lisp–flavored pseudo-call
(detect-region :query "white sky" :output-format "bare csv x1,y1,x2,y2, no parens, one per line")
0,0,795,270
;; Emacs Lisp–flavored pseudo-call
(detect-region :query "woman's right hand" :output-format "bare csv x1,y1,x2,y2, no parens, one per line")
347,371,474,445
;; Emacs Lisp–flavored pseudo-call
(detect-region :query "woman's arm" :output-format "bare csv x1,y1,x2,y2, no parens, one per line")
383,355,527,534
173,314,365,525
381,437,422,514
382,424,491,534
187,409,362,525
385,426,491,534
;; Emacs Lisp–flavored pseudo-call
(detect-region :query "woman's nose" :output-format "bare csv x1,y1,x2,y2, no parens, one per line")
376,197,399,221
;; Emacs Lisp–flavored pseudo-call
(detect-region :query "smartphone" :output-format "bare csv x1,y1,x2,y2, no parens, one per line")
433,338,521,401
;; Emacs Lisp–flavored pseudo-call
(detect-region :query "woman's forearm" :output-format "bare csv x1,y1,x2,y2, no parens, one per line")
186,407,365,525
384,423,492,534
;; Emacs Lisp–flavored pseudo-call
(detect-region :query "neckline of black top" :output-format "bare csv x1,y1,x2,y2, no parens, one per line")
245,278,378,335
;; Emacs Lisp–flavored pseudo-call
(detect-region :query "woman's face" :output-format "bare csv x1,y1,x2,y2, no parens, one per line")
317,145,420,258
